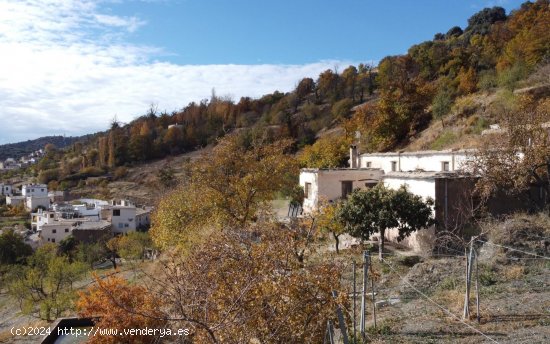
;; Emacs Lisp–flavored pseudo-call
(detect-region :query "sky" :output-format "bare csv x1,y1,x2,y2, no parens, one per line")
0,0,527,144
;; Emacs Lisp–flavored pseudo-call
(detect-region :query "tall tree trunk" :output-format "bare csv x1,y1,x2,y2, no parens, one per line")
111,253,117,269
333,232,340,254
379,230,385,260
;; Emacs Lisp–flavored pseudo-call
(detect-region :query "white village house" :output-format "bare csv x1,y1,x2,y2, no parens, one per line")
0,183,13,196
7,183,52,211
300,145,545,252
299,147,477,252
300,146,474,211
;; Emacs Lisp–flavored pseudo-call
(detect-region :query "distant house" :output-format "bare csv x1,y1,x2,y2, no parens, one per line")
0,158,20,170
20,184,50,211
39,219,111,245
100,199,152,234
71,220,112,244
31,197,153,246
136,207,152,229
22,184,48,197
48,191,66,203
0,183,13,196
168,123,183,129
6,195,25,207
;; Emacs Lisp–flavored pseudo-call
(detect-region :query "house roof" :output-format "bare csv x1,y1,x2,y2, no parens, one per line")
359,148,476,158
74,220,111,231
382,171,472,180
136,207,153,216
300,167,381,172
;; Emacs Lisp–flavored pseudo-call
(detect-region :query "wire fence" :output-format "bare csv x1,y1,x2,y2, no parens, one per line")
379,257,500,343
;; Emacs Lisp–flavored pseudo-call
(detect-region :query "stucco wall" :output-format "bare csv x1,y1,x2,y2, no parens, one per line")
40,223,73,244
22,184,48,197
0,184,12,196
300,169,383,213
110,207,137,234
6,196,24,206
383,176,436,253
26,196,50,211
359,150,472,173
300,171,319,213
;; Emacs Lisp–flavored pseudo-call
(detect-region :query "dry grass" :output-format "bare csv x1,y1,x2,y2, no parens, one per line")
502,265,526,281
433,289,465,314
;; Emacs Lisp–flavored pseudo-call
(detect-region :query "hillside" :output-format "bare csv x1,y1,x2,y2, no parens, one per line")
0,135,91,160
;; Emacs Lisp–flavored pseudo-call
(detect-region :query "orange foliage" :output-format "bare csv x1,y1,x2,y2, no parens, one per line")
76,274,166,344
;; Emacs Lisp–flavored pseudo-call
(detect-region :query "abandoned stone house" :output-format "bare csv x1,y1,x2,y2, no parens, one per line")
299,146,545,252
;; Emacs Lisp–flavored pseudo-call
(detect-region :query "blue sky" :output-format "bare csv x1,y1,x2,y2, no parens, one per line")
0,0,526,144
107,0,525,65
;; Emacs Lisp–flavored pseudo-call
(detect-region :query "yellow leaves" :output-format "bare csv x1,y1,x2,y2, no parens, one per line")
298,134,351,168
313,198,345,238
151,133,298,252
150,183,216,253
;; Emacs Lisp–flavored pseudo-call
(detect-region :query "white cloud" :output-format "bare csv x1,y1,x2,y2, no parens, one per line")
94,14,146,33
0,0,355,144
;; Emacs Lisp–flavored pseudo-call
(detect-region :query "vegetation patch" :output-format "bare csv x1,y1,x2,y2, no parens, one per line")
430,131,457,150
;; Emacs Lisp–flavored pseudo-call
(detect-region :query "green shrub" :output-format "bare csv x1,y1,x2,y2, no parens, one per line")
479,266,498,286
38,168,59,184
430,131,457,150
438,276,459,290
467,116,489,135
497,62,529,90
452,95,478,117
331,98,354,119
398,255,422,267
478,69,498,91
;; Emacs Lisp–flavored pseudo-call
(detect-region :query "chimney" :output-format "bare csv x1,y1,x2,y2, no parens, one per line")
350,145,358,168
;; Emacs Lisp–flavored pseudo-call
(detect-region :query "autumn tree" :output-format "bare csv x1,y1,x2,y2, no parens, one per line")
368,55,433,150
357,63,376,101
76,242,109,269
331,98,354,119
107,130,116,168
190,134,297,225
337,184,435,259
295,77,315,100
497,0,550,71
150,222,342,343
151,133,298,250
467,96,550,206
341,65,358,100
97,137,108,167
163,126,183,154
77,274,166,344
298,135,351,168
316,69,341,102
9,244,87,320
457,67,478,94
314,199,346,253
117,231,152,261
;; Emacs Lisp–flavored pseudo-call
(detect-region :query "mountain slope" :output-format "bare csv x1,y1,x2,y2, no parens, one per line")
0,135,92,160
